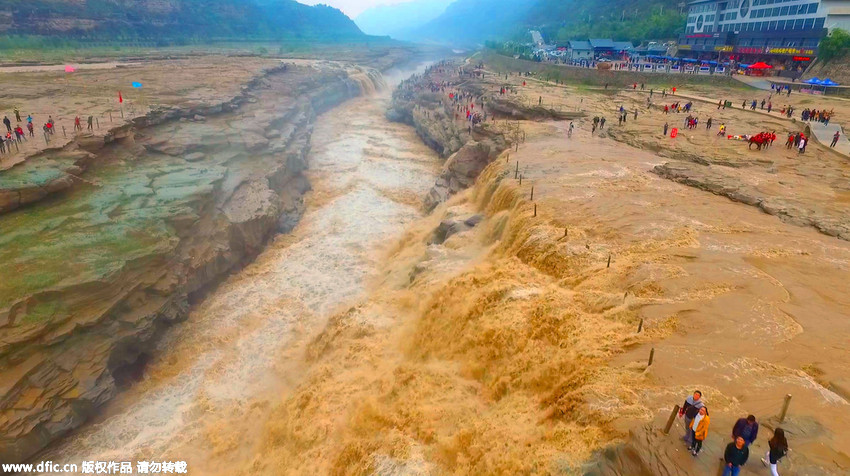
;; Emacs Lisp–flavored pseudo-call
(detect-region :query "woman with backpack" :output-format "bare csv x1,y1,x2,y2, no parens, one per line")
762,428,788,476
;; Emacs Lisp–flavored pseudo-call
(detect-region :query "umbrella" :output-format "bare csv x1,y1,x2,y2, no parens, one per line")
747,62,773,69
132,82,143,88
64,65,76,73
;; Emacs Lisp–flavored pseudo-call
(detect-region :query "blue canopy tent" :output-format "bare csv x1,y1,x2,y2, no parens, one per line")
803,77,822,85
822,78,839,86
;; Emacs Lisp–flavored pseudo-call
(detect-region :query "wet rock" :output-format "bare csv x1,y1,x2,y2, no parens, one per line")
430,213,484,244
0,149,95,214
654,162,850,241
185,152,206,162
423,136,507,211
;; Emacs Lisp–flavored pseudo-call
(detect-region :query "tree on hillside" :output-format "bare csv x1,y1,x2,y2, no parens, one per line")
819,28,850,63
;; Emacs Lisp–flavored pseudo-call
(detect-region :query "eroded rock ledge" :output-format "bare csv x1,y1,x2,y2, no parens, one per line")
0,63,382,464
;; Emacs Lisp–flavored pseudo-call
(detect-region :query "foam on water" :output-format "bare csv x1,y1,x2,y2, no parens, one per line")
37,63,440,474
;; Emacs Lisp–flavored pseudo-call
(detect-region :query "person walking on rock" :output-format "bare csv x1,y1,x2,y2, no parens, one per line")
14,108,21,122
831,130,840,148
798,136,807,154
3,116,11,133
688,406,709,456
762,428,788,476
723,436,750,476
732,415,759,446
600,117,606,129
88,115,93,130
679,390,705,446
663,122,669,136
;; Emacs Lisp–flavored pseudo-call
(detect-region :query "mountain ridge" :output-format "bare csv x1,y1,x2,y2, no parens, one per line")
0,0,365,42
394,0,684,46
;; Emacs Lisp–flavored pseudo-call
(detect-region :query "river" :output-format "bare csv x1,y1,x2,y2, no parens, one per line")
37,63,440,475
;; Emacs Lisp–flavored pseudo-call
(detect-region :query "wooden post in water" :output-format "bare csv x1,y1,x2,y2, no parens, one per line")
607,255,611,268
663,404,680,434
109,111,113,122
530,186,534,201
519,174,523,185
648,348,655,367
778,394,792,423
637,318,643,333
564,228,568,238
62,126,66,138
534,204,537,217
515,161,519,179
96,118,100,129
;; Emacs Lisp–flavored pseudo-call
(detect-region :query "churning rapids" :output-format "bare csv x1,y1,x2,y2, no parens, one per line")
36,64,441,475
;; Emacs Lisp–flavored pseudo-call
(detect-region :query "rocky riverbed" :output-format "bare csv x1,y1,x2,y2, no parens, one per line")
0,58,387,464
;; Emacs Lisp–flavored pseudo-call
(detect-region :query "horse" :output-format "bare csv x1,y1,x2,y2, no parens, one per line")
748,134,768,150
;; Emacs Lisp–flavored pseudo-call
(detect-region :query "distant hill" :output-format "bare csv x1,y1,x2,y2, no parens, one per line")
525,0,684,44
392,0,682,46
407,0,537,46
355,0,453,38
0,0,365,43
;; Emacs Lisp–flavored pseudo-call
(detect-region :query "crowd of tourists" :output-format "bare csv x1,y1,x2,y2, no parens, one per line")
680,390,789,476
0,109,46,155
662,101,693,114
801,108,832,124
0,108,97,156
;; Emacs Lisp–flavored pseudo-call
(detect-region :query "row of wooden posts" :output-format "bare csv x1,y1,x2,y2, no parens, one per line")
509,147,794,440
42,108,125,147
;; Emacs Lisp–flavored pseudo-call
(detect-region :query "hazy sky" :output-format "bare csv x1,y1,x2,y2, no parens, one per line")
300,0,414,18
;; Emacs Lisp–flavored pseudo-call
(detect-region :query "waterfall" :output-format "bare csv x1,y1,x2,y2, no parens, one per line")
349,67,387,95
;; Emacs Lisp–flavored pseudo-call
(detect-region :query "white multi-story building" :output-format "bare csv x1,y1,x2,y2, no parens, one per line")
677,0,850,69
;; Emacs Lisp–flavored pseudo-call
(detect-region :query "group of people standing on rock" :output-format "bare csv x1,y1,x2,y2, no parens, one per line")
801,108,833,125
786,131,809,154
663,101,693,114
0,108,66,155
1,109,42,154
591,116,606,134
680,390,789,476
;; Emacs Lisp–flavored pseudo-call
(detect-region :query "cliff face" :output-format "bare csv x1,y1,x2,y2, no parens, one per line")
0,0,364,40
0,63,382,464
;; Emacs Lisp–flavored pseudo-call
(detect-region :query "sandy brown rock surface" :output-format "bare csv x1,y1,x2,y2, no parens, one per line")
254,57,850,474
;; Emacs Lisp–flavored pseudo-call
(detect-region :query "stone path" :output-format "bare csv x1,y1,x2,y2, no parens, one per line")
732,74,774,90
809,120,850,155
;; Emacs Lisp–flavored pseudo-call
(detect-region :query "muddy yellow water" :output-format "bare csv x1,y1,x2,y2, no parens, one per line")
37,67,442,474
37,65,850,475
